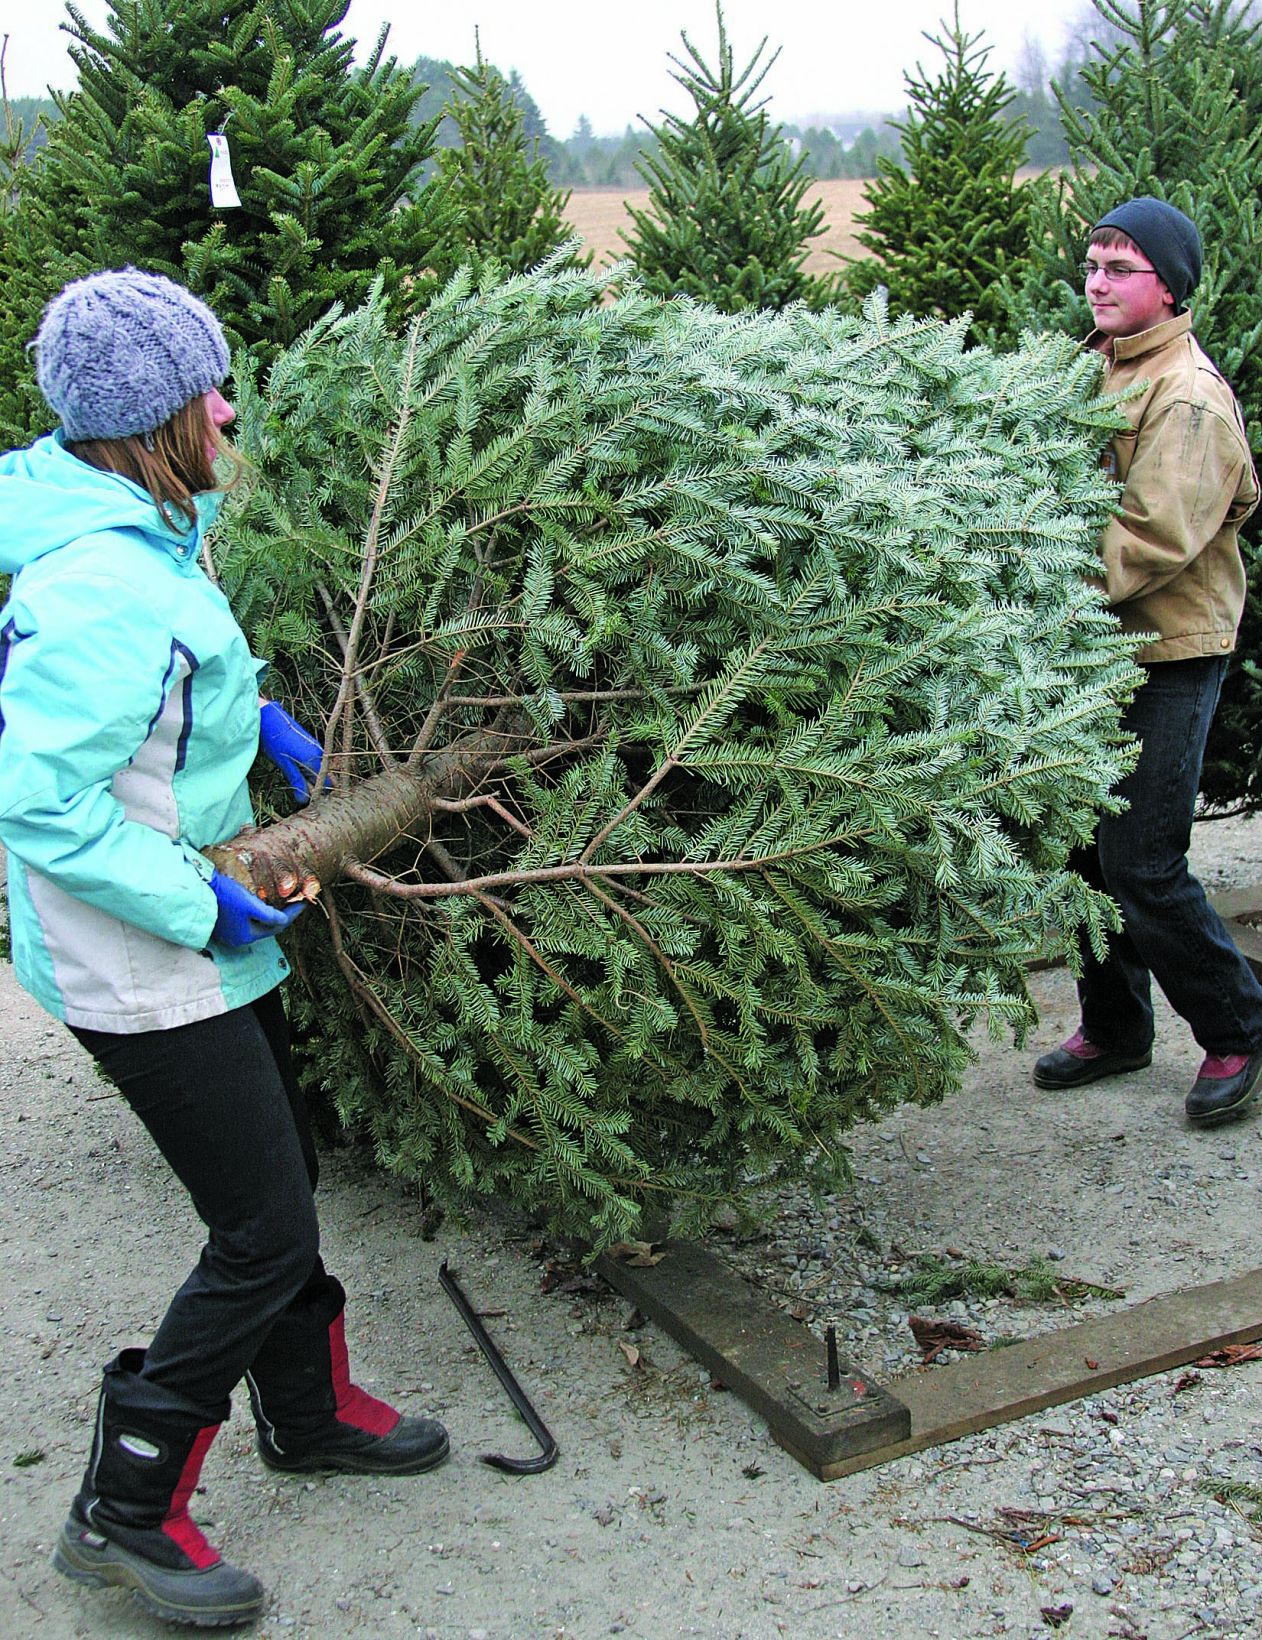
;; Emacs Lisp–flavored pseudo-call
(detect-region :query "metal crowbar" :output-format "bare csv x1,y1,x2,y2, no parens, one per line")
438,1260,559,1475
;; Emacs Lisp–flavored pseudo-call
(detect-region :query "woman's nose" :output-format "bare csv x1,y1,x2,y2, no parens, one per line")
207,387,235,427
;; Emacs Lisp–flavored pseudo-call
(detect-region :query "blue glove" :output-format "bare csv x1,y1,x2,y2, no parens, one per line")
210,869,305,947
259,699,327,805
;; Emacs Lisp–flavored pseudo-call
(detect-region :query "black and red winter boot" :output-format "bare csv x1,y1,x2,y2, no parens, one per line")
246,1271,448,1475
52,1349,264,1629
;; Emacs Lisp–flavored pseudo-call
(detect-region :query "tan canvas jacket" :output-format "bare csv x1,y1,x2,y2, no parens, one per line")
1088,310,1259,663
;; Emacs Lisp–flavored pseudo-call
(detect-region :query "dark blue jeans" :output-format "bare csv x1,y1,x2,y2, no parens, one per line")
1072,655,1262,1057
71,988,330,1416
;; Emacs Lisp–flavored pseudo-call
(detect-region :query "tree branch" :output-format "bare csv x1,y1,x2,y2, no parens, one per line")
316,581,395,765
322,316,423,781
334,834,847,899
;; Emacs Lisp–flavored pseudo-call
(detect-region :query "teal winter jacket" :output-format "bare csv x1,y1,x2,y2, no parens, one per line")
0,433,288,1030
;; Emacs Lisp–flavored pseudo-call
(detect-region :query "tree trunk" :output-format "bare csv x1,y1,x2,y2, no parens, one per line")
204,738,491,900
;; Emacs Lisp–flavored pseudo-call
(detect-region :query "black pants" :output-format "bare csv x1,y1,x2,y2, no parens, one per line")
1071,657,1262,1057
71,989,327,1415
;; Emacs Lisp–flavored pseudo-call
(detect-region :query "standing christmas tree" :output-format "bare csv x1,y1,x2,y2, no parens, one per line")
840,4,1032,346
620,2,830,312
0,0,448,448
428,41,588,285
0,44,64,446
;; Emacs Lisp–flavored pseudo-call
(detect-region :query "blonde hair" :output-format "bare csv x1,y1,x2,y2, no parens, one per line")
68,394,247,531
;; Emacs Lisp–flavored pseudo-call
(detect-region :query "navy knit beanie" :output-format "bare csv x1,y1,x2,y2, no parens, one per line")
1091,197,1203,310
34,267,230,441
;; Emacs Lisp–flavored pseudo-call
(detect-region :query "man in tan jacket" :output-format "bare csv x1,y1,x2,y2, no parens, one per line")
1034,196,1262,1124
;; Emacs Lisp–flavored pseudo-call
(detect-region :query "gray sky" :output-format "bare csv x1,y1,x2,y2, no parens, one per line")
6,1,1091,137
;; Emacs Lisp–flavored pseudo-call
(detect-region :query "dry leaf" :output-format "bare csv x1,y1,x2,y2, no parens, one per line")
1193,1342,1262,1369
539,1258,605,1295
1171,1370,1201,1394
607,1240,666,1268
618,1339,645,1370
908,1315,984,1362
1084,1357,1100,1370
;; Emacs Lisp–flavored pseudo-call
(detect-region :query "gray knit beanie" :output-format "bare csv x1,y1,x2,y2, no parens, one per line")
34,267,230,441
1091,197,1203,311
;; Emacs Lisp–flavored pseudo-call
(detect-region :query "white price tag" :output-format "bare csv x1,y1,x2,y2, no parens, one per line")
207,132,241,209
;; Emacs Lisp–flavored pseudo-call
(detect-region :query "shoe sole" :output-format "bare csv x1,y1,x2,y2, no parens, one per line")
1032,1052,1152,1090
53,1532,264,1629
259,1433,450,1476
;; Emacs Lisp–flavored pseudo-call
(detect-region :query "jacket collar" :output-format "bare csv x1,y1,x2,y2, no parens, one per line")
1085,309,1192,365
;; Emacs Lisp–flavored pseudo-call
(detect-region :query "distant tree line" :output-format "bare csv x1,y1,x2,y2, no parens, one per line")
5,38,1080,189
545,115,905,186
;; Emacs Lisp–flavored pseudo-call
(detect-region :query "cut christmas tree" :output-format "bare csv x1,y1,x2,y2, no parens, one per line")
211,259,1145,1246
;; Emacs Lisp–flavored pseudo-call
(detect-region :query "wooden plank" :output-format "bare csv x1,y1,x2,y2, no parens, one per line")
597,1241,911,1471
1222,913,1262,982
595,887,1262,1482
816,1267,1262,1479
1211,884,1262,921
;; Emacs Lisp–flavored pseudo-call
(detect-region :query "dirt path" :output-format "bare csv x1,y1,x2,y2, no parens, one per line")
2,815,1262,1638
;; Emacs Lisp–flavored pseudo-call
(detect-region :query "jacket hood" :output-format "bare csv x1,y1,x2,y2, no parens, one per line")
0,432,221,577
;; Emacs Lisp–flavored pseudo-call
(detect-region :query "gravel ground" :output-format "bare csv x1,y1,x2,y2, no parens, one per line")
2,814,1261,1639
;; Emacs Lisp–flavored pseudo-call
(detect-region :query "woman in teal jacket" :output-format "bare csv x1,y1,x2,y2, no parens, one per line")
0,271,448,1630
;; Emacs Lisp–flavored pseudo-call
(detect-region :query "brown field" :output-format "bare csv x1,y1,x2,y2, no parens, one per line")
563,176,871,275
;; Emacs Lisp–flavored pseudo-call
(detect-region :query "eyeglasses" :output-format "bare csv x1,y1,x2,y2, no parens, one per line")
1080,260,1161,282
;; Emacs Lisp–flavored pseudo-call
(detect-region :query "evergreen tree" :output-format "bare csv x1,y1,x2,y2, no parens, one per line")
1009,35,1070,169
621,2,831,312
0,0,450,448
1010,0,1262,808
208,259,1144,1245
2,97,60,162
840,4,1033,345
0,49,68,445
776,122,905,182
409,55,463,159
1010,0,1262,361
429,42,587,285
505,68,554,157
